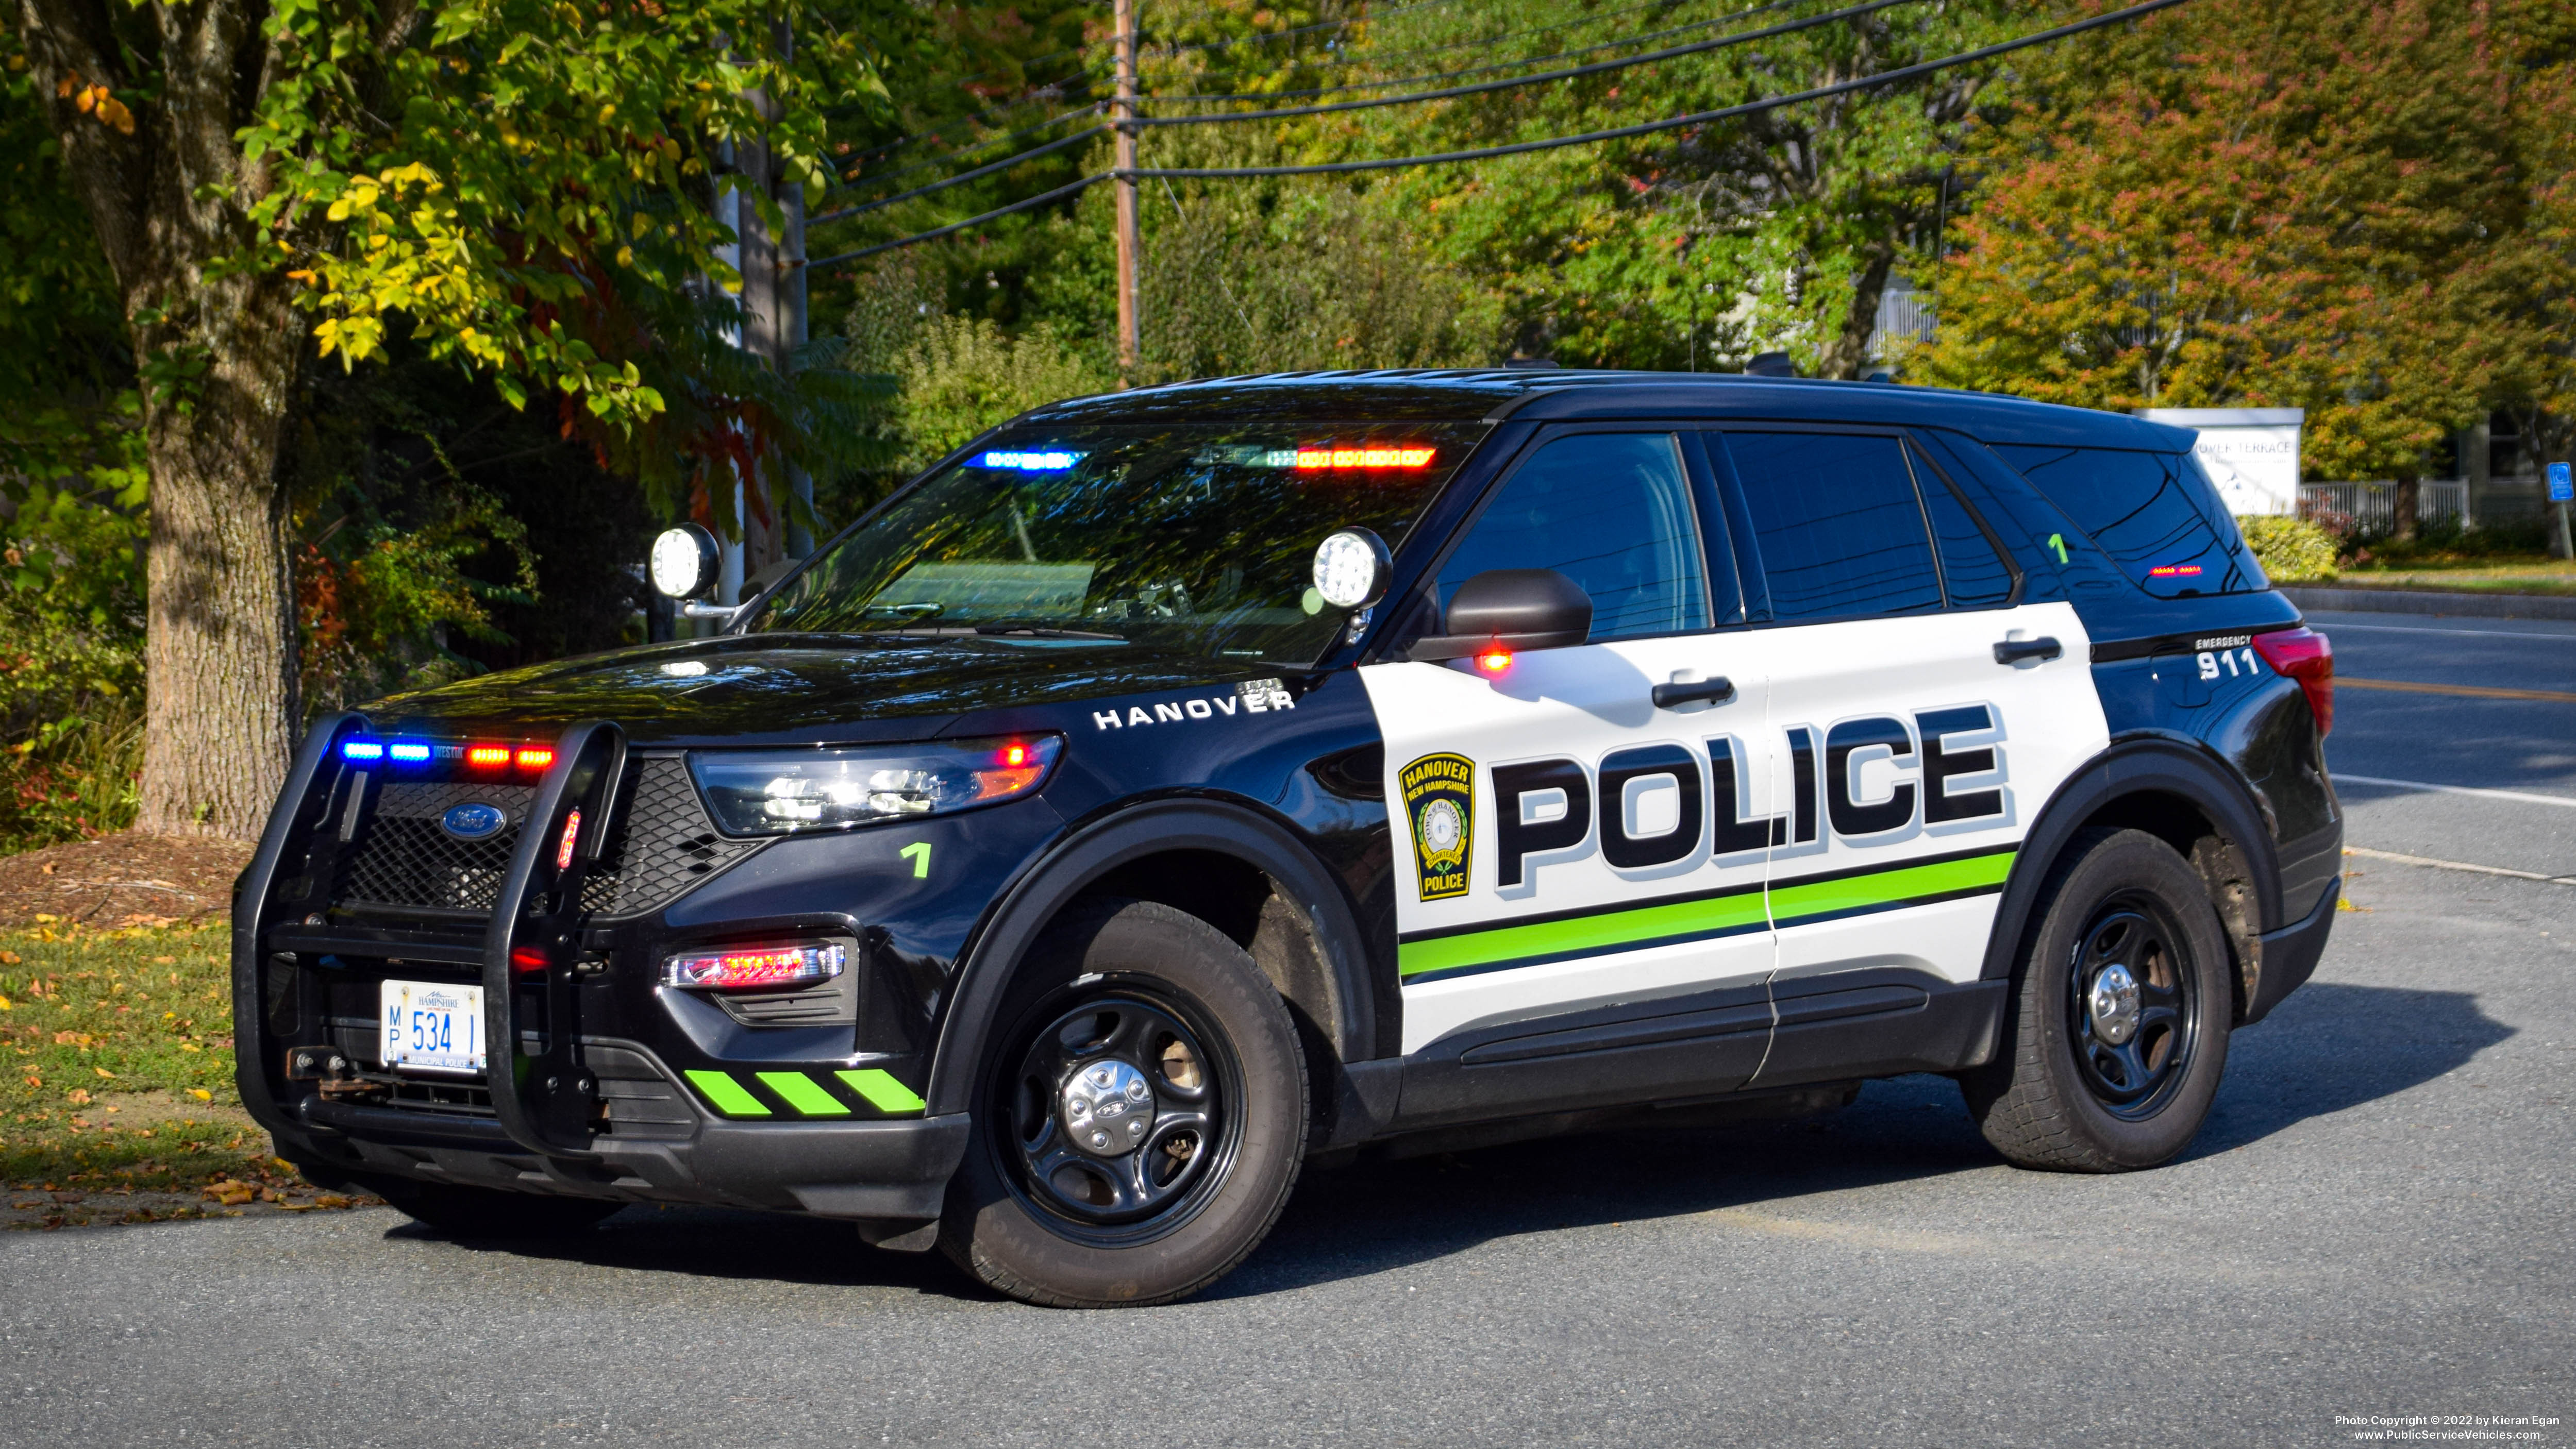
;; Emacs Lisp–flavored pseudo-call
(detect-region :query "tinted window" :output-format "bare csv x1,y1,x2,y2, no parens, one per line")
1915,452,2017,608
1720,432,1942,620
1437,433,1712,641
1993,446,2265,598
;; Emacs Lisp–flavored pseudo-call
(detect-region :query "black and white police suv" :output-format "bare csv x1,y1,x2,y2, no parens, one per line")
234,370,2341,1307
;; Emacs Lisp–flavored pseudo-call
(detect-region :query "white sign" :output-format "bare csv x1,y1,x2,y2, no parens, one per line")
2137,408,2304,516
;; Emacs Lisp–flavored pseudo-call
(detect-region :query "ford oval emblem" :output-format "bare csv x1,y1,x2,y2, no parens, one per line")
441,803,507,840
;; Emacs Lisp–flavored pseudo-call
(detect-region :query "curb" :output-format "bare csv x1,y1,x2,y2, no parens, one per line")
2282,585,2576,621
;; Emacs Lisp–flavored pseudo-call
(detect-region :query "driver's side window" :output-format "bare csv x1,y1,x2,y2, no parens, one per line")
1435,432,1719,642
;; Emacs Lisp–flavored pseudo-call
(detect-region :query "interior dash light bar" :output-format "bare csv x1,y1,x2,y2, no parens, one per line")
1295,446,1436,470
979,450,1084,472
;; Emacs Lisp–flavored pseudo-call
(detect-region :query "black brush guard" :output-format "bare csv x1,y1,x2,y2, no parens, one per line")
235,713,628,1163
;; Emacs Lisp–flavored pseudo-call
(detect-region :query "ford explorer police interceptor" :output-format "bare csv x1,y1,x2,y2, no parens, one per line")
233,370,2340,1307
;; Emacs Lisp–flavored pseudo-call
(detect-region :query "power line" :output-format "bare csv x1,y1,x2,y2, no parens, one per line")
833,103,1103,196
1133,0,1923,129
814,123,1109,225
833,0,1900,211
1129,0,2187,176
809,0,2187,272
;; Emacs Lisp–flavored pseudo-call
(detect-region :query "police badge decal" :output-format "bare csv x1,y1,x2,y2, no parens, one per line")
1400,752,1475,901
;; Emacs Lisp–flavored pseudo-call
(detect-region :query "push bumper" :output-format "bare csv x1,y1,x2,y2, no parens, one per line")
2244,874,2338,1026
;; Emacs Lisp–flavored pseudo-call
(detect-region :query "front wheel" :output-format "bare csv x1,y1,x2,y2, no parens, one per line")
941,899,1308,1307
1962,828,2233,1171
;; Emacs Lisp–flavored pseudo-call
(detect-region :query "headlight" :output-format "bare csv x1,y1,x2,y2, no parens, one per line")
689,735,1064,836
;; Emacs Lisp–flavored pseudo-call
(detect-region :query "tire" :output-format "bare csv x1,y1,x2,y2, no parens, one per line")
941,899,1309,1308
1961,827,2233,1172
364,1176,624,1237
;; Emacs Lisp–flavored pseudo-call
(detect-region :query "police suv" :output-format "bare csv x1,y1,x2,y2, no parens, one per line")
234,371,2340,1307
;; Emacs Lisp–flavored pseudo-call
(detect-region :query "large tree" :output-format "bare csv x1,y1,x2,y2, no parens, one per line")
1912,0,2528,517
9,0,877,837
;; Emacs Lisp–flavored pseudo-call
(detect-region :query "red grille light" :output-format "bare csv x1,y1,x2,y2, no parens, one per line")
2251,627,2334,736
556,807,582,870
516,746,554,770
662,942,847,990
465,745,512,767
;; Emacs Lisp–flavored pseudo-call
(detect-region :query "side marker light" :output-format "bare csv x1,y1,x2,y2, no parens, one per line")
1476,647,1514,674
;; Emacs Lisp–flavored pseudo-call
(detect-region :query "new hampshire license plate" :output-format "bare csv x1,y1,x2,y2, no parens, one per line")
381,979,486,1075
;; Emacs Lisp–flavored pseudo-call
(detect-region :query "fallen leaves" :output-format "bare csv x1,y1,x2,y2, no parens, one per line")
187,1088,211,1102
65,1088,89,1105
202,1180,256,1206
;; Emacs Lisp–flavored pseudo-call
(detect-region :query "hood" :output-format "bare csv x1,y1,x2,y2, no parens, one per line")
365,633,1289,748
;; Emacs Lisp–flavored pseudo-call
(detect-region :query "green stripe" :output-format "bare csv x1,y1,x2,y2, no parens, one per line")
1396,849,2017,983
837,1068,926,1115
684,1069,771,1118
757,1071,851,1117
1768,850,2014,926
1399,887,1768,981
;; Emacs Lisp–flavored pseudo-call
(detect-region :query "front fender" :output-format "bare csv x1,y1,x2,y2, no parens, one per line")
923,797,1382,1118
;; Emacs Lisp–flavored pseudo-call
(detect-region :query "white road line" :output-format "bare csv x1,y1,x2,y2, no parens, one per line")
2306,620,2576,639
2335,773,2576,809
2344,845,2576,887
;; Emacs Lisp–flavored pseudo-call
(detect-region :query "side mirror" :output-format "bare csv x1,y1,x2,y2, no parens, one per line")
1408,568,1593,661
650,524,721,600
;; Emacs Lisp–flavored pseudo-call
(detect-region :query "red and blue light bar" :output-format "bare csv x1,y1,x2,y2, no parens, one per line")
341,738,556,771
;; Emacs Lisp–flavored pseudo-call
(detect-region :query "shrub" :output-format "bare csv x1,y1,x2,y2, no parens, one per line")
2238,515,2338,582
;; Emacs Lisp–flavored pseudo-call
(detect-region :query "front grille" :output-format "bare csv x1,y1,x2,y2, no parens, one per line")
578,756,762,918
333,756,758,921
337,783,534,912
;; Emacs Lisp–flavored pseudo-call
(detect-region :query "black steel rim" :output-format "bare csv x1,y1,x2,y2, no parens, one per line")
2064,893,2198,1120
991,980,1243,1245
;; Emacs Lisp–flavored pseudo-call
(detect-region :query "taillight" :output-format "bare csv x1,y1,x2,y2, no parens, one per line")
661,942,847,991
2251,627,2333,736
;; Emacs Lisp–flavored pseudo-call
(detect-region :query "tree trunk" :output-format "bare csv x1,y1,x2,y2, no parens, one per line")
19,0,302,838
1814,250,1896,381
2391,475,2420,543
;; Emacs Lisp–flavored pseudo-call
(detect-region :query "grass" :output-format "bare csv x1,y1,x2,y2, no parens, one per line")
2327,557,2576,595
0,917,324,1224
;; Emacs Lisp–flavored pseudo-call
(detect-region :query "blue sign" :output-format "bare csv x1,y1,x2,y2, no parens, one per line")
2551,462,2572,503
440,802,508,841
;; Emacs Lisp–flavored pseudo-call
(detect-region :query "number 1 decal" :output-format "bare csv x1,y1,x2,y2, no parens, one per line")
900,841,932,879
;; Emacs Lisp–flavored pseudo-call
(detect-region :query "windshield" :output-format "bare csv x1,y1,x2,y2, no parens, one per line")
748,420,1486,662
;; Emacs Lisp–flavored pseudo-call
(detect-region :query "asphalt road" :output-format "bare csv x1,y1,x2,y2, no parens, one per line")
5,609,2573,1448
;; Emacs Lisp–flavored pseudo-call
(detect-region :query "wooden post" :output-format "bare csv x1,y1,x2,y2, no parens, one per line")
1112,0,1141,376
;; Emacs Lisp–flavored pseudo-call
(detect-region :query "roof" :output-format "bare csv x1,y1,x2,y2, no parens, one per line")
1026,369,2197,451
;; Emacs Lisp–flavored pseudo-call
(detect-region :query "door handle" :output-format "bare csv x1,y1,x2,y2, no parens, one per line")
1993,636,2063,665
1651,676,1736,709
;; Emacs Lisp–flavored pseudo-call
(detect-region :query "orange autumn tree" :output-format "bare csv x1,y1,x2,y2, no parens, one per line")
1912,0,2528,534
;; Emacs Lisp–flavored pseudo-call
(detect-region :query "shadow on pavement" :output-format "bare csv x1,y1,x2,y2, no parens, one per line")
388,982,2507,1302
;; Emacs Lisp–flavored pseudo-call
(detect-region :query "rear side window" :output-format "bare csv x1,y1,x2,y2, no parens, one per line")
1916,454,2018,608
1437,432,1713,641
1993,446,2266,599
1718,432,1943,621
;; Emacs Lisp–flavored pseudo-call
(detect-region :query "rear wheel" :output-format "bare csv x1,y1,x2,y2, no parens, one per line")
941,899,1308,1307
364,1176,623,1237
1962,828,2233,1171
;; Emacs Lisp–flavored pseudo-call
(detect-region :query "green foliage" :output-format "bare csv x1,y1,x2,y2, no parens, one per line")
0,706,143,850
2236,515,2337,583
243,0,890,426
1913,0,2527,481
883,314,1115,471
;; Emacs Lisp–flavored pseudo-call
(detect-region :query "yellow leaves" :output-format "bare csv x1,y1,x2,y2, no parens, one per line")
59,73,137,133
93,1066,114,1079
53,1032,92,1047
66,1088,90,1105
179,1043,203,1053
188,1088,212,1102
0,951,19,964
0,996,10,1012
202,1180,255,1206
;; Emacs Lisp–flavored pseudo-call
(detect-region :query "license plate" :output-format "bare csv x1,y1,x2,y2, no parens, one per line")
380,979,486,1075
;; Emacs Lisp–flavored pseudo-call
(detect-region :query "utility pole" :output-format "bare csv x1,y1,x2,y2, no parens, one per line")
1112,0,1142,376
